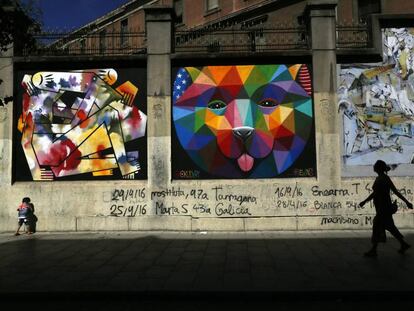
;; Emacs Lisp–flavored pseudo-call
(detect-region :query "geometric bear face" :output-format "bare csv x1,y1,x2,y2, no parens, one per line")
173,65,313,178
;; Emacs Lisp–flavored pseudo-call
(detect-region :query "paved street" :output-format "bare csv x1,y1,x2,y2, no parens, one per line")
1,230,414,309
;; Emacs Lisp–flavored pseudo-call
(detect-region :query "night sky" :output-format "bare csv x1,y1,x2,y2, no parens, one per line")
23,0,132,30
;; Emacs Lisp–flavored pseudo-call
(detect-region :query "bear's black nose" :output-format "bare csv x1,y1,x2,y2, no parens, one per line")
233,127,254,142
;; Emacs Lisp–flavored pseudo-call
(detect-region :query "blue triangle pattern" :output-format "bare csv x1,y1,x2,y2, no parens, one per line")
295,99,313,117
173,106,195,121
174,123,195,147
271,65,288,81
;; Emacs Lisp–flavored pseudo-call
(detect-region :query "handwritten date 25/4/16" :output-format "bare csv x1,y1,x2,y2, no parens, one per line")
110,204,147,217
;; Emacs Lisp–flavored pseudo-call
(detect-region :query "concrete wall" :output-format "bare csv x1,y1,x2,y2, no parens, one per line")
0,44,13,195
1,2,413,233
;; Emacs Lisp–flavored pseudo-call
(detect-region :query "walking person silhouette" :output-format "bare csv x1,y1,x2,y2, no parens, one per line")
359,160,413,257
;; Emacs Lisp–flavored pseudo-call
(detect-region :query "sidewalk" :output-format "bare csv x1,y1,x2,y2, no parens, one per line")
1,230,414,296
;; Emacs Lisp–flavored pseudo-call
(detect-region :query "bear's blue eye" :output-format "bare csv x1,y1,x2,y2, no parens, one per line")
258,99,278,107
208,100,226,110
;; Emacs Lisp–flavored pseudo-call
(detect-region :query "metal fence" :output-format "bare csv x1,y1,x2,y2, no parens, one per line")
336,22,370,49
16,23,372,57
174,26,309,54
19,31,147,57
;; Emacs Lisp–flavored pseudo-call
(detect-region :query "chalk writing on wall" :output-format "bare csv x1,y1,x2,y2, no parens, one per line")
104,182,413,228
269,184,308,210
110,187,146,217
320,216,374,226
110,205,147,217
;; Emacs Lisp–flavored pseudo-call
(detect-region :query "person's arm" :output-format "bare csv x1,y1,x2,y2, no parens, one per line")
389,177,413,209
359,192,375,207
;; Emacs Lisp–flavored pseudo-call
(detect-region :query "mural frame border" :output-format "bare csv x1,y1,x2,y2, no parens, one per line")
339,15,414,178
170,56,317,180
12,56,148,183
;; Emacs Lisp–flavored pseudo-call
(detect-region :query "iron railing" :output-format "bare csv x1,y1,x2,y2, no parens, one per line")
18,31,147,57
16,23,373,57
336,22,370,49
174,26,309,53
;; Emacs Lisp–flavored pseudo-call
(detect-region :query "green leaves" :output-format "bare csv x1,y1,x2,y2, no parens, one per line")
0,0,41,53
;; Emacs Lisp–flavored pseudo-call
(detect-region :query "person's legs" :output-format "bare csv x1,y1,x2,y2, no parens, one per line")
25,219,33,234
386,218,410,253
365,216,383,257
15,219,23,235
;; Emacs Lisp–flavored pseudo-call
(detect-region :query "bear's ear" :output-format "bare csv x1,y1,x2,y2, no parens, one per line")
288,64,302,80
295,64,312,96
173,67,201,83
184,67,201,82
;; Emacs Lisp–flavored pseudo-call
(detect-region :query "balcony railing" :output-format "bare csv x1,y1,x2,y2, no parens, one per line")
15,23,373,57
336,22,370,49
18,31,147,57
174,26,309,54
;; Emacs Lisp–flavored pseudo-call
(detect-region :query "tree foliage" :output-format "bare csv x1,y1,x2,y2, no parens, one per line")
0,0,41,53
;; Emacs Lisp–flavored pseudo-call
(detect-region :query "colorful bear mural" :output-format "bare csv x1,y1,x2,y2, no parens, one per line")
172,64,315,178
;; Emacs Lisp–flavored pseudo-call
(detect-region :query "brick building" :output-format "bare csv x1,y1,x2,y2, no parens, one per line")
47,0,414,56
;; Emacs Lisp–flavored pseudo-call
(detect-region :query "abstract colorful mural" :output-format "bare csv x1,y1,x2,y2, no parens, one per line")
15,67,147,181
339,28,414,169
172,65,316,179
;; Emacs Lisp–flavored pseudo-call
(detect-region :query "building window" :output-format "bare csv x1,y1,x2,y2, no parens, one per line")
206,0,219,11
174,0,183,24
99,30,106,54
120,18,129,47
358,0,380,23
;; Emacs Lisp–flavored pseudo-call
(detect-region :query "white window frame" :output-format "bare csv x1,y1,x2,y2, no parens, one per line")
206,0,219,12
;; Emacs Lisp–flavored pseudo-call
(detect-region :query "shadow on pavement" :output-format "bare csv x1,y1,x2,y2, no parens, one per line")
1,233,414,309
1,292,414,311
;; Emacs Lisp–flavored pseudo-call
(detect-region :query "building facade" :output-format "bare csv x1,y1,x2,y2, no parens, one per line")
1,0,414,232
